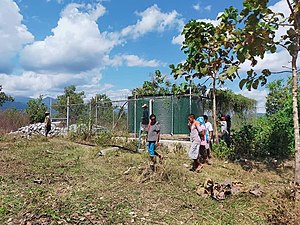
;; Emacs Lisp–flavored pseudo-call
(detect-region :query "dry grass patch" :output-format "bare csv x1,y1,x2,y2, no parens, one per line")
0,136,298,224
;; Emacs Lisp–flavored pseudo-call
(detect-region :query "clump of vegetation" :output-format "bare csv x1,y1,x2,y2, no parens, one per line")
0,109,29,134
26,95,48,123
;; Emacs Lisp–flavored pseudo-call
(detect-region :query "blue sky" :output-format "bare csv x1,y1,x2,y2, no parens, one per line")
0,0,295,113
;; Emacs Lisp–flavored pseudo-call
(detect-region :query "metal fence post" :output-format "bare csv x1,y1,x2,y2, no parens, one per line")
134,95,137,138
95,101,98,125
89,100,92,131
67,96,70,132
171,95,174,135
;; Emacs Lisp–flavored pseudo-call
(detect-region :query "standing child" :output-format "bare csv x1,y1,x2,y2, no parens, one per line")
147,114,163,168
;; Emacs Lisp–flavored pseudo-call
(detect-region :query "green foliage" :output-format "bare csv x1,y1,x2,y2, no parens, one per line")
0,85,14,107
132,70,207,96
223,0,299,90
213,141,235,159
91,94,114,127
265,78,293,116
25,96,48,123
95,131,114,147
52,85,85,121
170,12,240,84
215,89,256,115
231,113,294,159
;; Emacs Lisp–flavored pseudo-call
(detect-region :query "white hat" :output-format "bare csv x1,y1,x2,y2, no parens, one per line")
142,104,148,108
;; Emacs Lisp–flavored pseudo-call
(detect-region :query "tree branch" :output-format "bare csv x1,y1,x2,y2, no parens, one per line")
278,43,289,50
286,0,294,15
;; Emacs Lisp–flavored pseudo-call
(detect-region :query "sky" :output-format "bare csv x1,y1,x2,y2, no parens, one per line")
0,0,297,113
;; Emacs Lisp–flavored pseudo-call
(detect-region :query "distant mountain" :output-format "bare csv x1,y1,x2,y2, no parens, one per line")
0,96,57,111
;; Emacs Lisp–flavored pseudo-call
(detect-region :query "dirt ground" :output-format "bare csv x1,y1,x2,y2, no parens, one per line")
0,136,298,225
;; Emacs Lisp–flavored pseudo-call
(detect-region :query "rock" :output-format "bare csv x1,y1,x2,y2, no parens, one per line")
249,184,263,197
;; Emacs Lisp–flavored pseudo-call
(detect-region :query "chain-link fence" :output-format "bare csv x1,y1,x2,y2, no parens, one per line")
49,95,259,136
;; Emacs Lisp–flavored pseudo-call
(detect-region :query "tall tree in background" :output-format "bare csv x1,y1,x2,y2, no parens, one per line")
132,70,172,96
26,96,48,123
266,79,292,116
52,85,85,122
0,85,14,107
170,8,241,143
228,0,300,185
91,94,113,126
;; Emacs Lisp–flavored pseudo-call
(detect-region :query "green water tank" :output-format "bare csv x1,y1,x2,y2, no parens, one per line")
128,95,204,134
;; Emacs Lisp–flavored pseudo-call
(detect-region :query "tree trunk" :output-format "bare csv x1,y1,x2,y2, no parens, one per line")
212,72,219,144
292,54,300,185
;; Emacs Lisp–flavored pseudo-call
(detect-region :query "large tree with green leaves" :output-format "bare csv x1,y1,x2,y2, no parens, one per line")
170,8,241,142
226,0,300,185
26,96,48,123
52,85,85,123
133,70,206,96
0,85,14,107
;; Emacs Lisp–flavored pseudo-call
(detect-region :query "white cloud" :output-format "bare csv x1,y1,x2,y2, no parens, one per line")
239,49,299,72
46,0,64,4
193,3,200,11
193,3,212,12
172,34,184,45
107,54,162,67
105,89,131,102
237,89,268,114
0,69,110,98
0,0,34,73
121,4,184,39
20,3,120,73
122,54,161,67
238,1,300,74
204,5,212,12
270,0,291,41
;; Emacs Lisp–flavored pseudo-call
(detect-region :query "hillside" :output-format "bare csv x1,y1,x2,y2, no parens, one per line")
0,96,56,111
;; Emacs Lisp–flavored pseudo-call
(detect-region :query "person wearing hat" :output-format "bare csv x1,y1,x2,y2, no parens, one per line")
141,104,149,131
44,111,51,137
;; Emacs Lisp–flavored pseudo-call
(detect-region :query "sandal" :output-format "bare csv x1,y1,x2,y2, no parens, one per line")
195,165,203,172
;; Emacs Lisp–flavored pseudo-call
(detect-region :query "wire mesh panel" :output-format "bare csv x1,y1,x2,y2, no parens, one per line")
127,95,204,134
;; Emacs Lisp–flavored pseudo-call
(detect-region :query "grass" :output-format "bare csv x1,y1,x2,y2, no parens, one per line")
0,135,298,224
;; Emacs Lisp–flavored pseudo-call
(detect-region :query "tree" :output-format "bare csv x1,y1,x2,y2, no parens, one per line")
26,96,48,123
170,8,241,142
91,94,113,126
266,79,292,116
52,85,85,123
215,89,256,116
0,85,14,107
132,70,172,96
227,0,300,185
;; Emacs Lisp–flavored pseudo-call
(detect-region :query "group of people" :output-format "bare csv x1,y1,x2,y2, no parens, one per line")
141,104,218,172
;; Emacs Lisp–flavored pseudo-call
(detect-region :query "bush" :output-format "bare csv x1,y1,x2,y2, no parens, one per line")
212,140,234,159
95,131,114,147
231,110,293,159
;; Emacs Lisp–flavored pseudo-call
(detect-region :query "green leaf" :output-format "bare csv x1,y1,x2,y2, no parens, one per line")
252,79,259,89
239,79,248,90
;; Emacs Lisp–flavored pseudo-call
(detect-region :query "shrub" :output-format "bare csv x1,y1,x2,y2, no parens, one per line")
95,131,114,147
212,140,235,159
231,110,293,159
